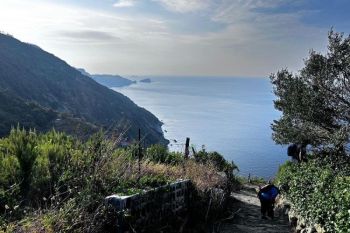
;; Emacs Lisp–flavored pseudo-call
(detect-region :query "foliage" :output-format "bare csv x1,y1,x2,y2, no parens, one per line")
145,144,183,164
270,30,350,153
143,144,238,175
194,149,238,174
272,30,350,232
0,128,239,232
6,128,38,202
276,155,350,232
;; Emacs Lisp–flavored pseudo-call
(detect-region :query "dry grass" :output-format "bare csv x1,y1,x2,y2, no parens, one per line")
141,159,226,191
96,145,227,193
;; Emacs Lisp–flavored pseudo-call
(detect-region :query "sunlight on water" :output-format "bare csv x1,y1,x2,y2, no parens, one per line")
113,76,288,179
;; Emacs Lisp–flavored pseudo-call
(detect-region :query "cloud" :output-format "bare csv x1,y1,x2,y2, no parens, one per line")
113,0,136,8
153,0,210,13
59,30,118,41
212,0,296,24
201,1,303,45
0,0,330,76
139,0,327,76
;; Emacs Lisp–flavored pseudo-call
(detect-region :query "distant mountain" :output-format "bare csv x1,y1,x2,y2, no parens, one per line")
0,33,167,144
77,68,91,77
78,69,136,88
140,78,152,83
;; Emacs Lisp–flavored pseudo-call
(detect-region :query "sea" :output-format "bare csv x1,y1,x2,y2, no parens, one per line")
113,76,288,179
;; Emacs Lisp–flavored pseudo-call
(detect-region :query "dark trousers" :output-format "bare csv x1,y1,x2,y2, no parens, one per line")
260,199,274,218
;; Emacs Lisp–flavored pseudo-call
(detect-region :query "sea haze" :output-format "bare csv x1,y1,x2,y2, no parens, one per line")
113,76,287,179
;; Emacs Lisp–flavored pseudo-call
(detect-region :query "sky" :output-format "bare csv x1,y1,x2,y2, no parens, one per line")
0,0,349,77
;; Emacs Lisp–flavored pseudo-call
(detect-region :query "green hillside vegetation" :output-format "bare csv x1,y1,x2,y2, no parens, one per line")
0,90,56,136
272,30,350,232
0,90,98,138
0,128,238,232
0,33,166,144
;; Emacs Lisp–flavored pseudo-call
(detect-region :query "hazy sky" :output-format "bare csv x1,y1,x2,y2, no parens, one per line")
0,0,349,77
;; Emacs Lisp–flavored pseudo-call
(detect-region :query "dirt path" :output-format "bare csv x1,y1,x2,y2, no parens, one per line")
220,185,292,233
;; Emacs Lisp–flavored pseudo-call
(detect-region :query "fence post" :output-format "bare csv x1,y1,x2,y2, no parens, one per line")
184,137,190,159
138,128,142,181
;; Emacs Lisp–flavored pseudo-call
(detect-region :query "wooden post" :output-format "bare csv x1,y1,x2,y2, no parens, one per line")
138,128,142,181
191,146,196,156
184,137,190,159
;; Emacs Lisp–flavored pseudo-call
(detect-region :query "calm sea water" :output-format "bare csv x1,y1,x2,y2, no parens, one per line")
113,76,287,179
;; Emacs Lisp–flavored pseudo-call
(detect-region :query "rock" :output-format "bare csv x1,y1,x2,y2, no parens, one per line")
281,197,325,233
314,224,326,233
296,223,306,232
300,227,317,233
288,209,298,227
299,218,307,228
307,226,317,233
290,216,298,228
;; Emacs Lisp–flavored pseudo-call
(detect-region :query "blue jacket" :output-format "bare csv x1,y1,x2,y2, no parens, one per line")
258,185,279,201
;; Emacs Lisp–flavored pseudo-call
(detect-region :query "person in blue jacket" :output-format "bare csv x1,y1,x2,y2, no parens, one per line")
257,181,279,219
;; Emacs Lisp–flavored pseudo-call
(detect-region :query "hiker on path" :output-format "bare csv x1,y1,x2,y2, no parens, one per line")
257,182,279,220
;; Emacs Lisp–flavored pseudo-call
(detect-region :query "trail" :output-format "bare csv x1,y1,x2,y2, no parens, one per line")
220,185,292,233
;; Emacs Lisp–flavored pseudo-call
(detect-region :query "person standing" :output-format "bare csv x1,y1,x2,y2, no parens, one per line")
257,182,279,219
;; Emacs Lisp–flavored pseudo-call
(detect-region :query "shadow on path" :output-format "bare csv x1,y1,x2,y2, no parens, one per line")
220,185,292,233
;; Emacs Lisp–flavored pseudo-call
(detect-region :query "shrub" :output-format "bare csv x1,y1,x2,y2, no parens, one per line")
194,150,238,174
0,129,240,232
145,144,183,164
276,156,350,232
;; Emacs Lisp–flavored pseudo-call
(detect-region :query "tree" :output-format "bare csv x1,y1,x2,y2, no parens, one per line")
271,30,350,154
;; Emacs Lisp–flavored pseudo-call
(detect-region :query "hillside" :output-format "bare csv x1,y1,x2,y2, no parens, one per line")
0,34,167,144
78,69,136,88
0,90,99,138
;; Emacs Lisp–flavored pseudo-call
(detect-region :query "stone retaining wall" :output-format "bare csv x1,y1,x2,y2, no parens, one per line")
276,197,326,233
105,179,193,232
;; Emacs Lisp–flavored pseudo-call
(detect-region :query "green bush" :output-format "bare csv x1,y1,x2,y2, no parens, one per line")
0,129,175,231
0,128,240,232
276,156,350,232
194,150,238,174
145,144,183,164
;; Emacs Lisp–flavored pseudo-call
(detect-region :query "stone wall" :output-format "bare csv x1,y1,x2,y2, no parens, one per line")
287,209,326,233
105,179,193,232
276,197,326,233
